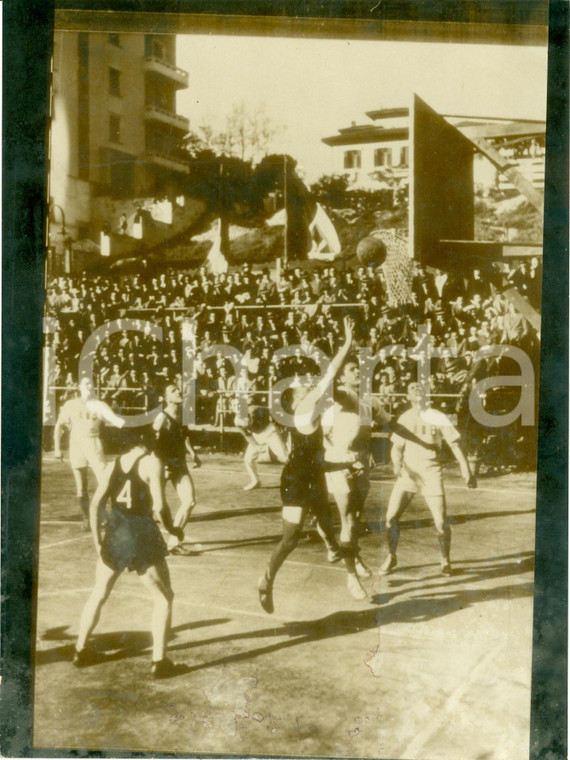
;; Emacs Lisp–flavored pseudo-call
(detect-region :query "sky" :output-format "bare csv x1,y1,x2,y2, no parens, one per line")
176,35,547,183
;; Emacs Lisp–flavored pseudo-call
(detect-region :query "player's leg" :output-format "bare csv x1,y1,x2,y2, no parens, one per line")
258,505,306,614
139,559,176,676
71,466,90,531
354,471,373,536
313,503,342,564
350,487,372,580
87,438,108,485
331,491,367,600
378,483,414,575
74,558,119,664
243,444,261,490
424,493,452,574
266,428,288,463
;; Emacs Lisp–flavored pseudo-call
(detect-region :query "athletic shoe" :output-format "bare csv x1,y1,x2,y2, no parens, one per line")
150,657,178,679
258,576,274,614
440,561,452,576
327,547,343,564
378,554,397,576
354,557,372,579
72,648,93,668
347,573,367,601
243,481,261,491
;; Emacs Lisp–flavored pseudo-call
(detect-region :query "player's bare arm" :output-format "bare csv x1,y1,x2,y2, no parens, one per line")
297,317,354,427
184,432,201,465
53,414,69,460
449,441,477,488
142,454,183,541
88,399,126,429
391,440,404,477
152,412,166,432
386,418,439,451
88,462,114,554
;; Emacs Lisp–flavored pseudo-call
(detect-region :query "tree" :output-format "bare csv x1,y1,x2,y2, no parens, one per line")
310,174,351,207
191,102,282,163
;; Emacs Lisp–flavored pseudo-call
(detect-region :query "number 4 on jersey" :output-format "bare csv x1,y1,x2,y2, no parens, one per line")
116,480,132,510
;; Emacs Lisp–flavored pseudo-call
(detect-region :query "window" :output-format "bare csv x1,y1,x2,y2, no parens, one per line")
109,68,121,97
109,114,121,143
374,148,392,167
109,33,120,46
344,150,361,170
399,146,409,166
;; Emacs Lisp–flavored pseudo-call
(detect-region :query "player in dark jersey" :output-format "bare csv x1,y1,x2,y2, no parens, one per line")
258,317,362,613
72,430,183,679
153,384,201,553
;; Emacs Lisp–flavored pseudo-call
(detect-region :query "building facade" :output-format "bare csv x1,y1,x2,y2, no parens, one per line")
322,107,545,196
49,31,191,270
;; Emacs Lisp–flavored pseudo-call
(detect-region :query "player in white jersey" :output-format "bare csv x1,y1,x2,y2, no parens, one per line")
322,360,393,599
235,402,288,491
379,382,477,576
54,376,125,530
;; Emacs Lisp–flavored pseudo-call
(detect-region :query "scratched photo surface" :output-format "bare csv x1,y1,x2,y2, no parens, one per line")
34,10,548,757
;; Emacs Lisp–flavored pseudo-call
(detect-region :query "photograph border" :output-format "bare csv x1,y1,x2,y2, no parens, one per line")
2,1,567,757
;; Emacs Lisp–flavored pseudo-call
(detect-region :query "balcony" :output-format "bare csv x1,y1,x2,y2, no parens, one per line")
144,150,190,175
144,56,189,88
145,106,190,133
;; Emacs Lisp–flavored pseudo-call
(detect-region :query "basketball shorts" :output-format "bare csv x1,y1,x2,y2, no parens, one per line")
101,511,168,575
280,463,328,513
69,435,106,476
397,462,445,498
163,459,191,486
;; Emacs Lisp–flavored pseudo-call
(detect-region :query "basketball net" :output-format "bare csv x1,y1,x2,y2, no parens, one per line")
373,229,413,306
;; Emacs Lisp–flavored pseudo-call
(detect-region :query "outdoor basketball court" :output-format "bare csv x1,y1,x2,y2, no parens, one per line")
32,452,536,759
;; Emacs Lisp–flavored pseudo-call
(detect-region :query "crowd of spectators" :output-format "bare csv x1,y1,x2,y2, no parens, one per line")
45,254,541,468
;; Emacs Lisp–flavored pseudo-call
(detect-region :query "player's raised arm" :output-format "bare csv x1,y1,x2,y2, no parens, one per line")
301,317,354,415
318,316,354,393
88,462,114,554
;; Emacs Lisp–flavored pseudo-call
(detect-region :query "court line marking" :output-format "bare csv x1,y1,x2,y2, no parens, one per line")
41,520,84,525
37,587,93,598
168,553,348,573
41,535,93,549
195,467,536,497
399,642,505,759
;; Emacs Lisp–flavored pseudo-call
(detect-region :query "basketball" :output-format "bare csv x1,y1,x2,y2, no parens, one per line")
356,236,387,267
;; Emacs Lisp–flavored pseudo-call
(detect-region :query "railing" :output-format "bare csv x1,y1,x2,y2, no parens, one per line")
144,106,190,131
46,385,461,431
126,302,370,315
144,55,189,84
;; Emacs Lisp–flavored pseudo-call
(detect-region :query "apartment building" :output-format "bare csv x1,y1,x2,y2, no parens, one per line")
49,31,190,269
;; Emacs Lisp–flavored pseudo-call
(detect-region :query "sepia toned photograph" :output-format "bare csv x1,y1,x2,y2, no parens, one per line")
3,2,566,758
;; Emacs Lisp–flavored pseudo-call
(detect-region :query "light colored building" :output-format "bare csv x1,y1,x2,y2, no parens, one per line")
322,106,545,195
49,31,191,271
